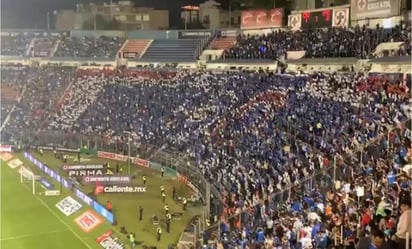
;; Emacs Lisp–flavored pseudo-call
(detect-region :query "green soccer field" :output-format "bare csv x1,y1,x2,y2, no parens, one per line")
1,158,107,249
2,151,200,248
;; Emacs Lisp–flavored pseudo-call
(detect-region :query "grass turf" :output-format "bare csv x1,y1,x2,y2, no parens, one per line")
1,157,110,249
17,151,199,248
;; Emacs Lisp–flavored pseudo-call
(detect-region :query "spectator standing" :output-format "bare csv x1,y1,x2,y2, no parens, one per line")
392,198,411,249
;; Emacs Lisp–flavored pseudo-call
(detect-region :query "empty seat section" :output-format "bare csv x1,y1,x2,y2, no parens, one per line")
142,39,201,61
122,39,152,58
208,37,236,50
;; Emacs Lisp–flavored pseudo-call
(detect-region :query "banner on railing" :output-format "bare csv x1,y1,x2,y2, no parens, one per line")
36,146,80,153
332,8,350,28
97,151,149,168
350,0,400,20
241,9,284,29
288,14,302,30
0,145,13,152
178,30,212,39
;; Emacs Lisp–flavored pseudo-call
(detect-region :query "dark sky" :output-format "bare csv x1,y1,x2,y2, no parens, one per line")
1,0,230,29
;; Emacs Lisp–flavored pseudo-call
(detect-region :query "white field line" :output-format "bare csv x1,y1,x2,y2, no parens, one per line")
11,174,94,249
0,229,68,241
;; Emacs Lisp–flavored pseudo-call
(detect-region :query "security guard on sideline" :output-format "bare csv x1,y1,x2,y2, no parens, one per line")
165,213,171,233
164,204,169,214
161,167,165,177
128,232,136,248
162,192,166,203
182,197,187,211
63,154,68,163
53,148,57,158
142,175,147,185
160,185,165,195
139,206,144,221
156,226,162,241
39,148,44,156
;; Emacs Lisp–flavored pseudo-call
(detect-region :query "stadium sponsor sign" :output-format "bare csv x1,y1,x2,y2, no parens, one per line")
332,8,349,28
40,178,54,189
62,164,105,171
56,196,83,216
122,52,138,58
36,146,80,153
45,190,61,196
68,168,113,177
97,151,149,168
95,185,147,194
0,152,13,161
83,176,131,184
0,145,12,152
178,30,212,39
350,0,400,20
96,230,126,249
288,14,302,31
74,210,103,233
7,158,23,169
241,9,284,29
218,30,237,37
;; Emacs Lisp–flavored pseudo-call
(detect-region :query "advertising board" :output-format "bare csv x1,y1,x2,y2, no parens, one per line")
122,52,138,58
350,0,400,20
0,152,13,161
7,158,23,169
74,210,103,233
56,196,83,216
95,185,147,194
36,146,80,153
96,230,125,249
241,9,284,29
332,8,350,28
178,30,212,39
82,176,131,184
97,151,149,167
68,168,112,177
0,145,12,152
62,164,105,170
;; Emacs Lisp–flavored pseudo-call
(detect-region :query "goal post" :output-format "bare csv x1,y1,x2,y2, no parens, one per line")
18,165,61,196
19,166,42,195
19,166,36,195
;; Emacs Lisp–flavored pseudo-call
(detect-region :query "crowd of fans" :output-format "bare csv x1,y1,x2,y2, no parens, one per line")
0,35,32,56
223,23,411,60
54,36,125,58
0,20,411,249
18,67,408,249
1,66,75,142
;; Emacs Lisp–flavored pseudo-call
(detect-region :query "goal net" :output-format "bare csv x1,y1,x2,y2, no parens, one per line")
19,166,41,195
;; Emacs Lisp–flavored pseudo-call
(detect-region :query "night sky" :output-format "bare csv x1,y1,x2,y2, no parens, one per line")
1,0,230,29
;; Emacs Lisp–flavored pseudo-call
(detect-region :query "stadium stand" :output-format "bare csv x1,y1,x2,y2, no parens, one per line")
0,17,411,249
0,34,32,56
55,36,125,58
121,39,153,58
1,66,75,142
223,24,411,60
30,36,60,57
208,36,236,50
142,39,202,61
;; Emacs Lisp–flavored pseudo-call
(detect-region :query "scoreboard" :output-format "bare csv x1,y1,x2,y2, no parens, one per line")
288,7,349,30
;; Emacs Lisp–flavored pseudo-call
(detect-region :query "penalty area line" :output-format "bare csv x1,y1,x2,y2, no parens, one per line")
0,229,69,241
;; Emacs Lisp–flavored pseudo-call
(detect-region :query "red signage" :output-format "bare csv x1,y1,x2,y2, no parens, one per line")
241,8,284,29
